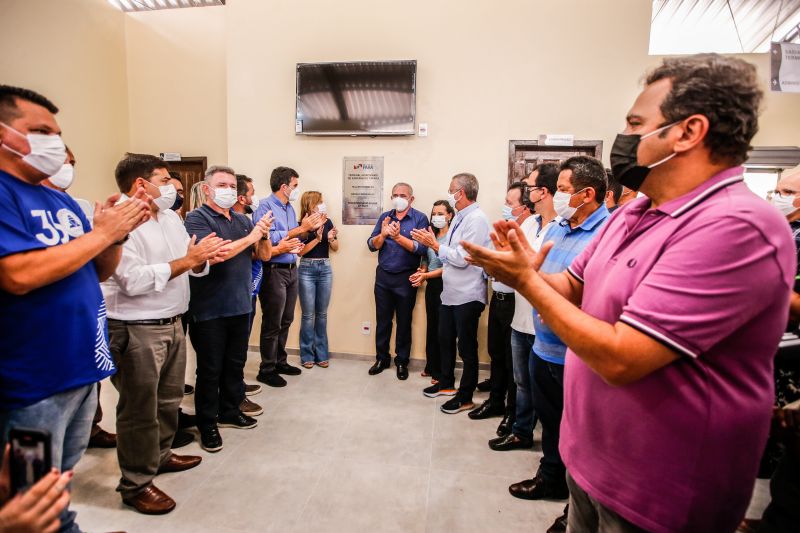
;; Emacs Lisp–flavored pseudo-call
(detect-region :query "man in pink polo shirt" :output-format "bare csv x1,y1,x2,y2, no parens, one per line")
464,54,796,533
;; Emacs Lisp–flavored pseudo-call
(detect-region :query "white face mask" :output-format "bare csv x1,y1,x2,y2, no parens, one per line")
150,183,177,212
249,194,260,209
212,187,237,209
447,189,461,209
431,215,447,229
316,202,327,215
1,122,67,176
288,187,300,202
48,163,74,190
392,196,409,212
771,193,798,217
501,205,518,221
553,188,587,220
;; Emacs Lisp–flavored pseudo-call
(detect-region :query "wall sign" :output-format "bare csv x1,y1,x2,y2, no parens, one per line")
771,42,800,93
342,156,384,225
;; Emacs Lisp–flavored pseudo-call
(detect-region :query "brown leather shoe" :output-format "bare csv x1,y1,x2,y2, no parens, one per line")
240,397,263,416
88,429,117,448
157,454,202,474
122,485,176,515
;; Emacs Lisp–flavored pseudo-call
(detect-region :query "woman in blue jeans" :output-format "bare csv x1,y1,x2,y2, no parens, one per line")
298,191,339,368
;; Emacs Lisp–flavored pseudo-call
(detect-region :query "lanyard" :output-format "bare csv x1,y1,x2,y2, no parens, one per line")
448,216,464,246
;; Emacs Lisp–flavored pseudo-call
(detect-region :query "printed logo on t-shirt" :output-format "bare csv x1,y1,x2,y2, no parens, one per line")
31,208,86,246
94,301,115,372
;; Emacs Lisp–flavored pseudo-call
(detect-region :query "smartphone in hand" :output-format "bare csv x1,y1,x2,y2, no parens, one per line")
9,427,52,496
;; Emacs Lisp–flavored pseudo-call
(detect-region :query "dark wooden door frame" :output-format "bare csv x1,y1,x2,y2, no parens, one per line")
165,156,207,218
508,140,603,185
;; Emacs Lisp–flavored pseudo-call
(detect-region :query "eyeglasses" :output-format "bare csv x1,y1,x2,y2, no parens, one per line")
767,190,798,199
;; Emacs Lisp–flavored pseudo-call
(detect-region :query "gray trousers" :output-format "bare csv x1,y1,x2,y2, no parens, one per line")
258,265,298,374
108,319,186,499
567,471,647,533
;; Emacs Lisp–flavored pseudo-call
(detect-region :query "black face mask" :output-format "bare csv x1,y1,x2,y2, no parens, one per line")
610,122,680,191
171,195,184,211
244,204,253,215
610,133,649,191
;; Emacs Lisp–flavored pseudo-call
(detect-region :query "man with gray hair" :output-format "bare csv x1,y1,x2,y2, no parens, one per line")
412,173,491,413
367,182,429,380
185,165,273,454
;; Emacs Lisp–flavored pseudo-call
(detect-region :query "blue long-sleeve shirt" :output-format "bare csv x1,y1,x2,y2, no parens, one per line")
255,193,297,265
367,208,429,273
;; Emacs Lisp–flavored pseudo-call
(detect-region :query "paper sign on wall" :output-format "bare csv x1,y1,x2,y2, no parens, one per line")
771,42,800,93
542,134,574,146
160,152,181,161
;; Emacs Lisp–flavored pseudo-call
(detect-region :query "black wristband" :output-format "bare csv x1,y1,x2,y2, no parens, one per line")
113,234,130,246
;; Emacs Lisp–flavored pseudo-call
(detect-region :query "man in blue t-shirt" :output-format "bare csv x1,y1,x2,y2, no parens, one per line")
0,85,150,533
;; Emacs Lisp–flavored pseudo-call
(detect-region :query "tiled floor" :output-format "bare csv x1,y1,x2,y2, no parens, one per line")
71,353,770,533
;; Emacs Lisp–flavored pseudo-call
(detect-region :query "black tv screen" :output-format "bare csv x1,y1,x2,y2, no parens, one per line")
296,60,416,136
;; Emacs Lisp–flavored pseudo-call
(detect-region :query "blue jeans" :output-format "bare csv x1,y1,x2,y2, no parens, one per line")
511,329,538,438
0,383,98,533
298,258,333,363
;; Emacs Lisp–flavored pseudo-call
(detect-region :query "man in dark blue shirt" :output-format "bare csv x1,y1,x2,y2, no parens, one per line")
367,182,429,379
253,166,319,387
185,165,272,453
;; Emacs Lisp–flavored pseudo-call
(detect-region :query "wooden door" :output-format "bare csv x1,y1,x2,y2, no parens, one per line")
508,140,603,185
165,157,207,218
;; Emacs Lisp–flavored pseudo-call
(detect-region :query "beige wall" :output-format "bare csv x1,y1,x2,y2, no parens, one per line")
223,0,800,360
125,6,228,167
0,0,129,200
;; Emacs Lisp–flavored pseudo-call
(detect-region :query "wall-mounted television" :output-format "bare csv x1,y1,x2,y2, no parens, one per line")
295,60,416,136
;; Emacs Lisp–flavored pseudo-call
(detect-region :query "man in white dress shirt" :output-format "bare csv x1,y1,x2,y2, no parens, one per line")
102,153,227,515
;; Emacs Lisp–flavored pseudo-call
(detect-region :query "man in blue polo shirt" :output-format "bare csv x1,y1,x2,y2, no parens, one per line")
368,182,429,380
254,166,318,387
0,85,150,532
507,156,609,505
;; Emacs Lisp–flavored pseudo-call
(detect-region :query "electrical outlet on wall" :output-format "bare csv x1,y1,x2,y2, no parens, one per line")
361,321,371,335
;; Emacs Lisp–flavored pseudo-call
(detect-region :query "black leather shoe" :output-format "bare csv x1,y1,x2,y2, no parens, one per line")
396,364,409,380
368,360,389,375
546,505,569,533
257,372,287,387
178,409,196,429
476,378,492,392
171,429,194,449
468,399,505,420
496,413,514,437
276,363,301,376
509,475,569,500
488,433,533,451
199,426,223,453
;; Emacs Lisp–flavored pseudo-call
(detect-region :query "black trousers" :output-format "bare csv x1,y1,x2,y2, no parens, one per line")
439,301,485,401
374,266,418,366
532,354,566,484
759,449,800,532
424,277,444,380
487,292,515,408
258,264,298,375
189,314,249,428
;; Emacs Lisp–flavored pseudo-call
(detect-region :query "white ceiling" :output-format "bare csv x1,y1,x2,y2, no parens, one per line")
108,0,224,12
650,0,800,54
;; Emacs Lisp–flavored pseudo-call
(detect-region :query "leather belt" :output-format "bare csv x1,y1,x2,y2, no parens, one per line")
494,292,515,301
269,263,297,269
111,314,182,326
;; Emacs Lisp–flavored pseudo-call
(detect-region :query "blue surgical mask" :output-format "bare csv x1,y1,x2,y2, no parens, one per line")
501,205,519,221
